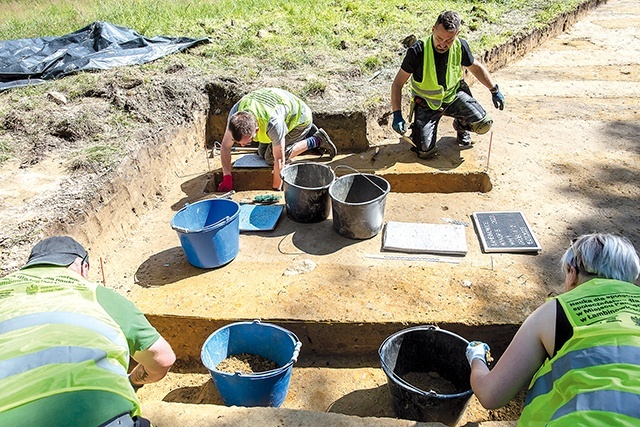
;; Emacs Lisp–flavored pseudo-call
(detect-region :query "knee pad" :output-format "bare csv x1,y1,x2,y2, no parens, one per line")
470,116,493,135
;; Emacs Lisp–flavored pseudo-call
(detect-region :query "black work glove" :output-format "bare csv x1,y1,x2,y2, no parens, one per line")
491,85,505,110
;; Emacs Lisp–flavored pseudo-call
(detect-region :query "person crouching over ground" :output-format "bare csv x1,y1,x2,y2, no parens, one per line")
0,236,176,427
391,10,504,159
466,233,640,426
217,87,337,192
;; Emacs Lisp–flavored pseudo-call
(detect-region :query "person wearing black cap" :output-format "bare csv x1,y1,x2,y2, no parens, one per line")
0,236,176,427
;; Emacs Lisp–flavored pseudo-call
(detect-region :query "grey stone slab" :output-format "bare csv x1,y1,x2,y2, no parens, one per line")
233,153,269,168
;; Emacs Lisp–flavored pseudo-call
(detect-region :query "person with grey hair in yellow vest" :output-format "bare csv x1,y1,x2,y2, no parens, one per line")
466,233,640,426
391,10,504,159
0,236,176,427
217,87,337,192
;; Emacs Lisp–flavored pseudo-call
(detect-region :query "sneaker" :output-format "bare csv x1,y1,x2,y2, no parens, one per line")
313,128,337,159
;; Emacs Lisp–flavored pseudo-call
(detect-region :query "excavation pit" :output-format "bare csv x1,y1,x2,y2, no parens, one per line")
136,317,524,423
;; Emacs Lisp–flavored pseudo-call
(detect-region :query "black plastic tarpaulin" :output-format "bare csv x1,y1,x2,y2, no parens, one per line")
0,21,210,91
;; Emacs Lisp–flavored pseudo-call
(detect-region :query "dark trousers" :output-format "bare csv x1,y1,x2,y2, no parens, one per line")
99,413,152,427
412,87,487,151
258,123,318,165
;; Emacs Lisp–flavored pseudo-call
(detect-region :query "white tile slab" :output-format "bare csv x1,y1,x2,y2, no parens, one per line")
382,221,468,255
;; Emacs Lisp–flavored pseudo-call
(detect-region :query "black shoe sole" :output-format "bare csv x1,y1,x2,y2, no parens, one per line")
412,146,438,159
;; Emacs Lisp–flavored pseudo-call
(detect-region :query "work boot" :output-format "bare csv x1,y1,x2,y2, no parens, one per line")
457,130,472,146
411,145,438,159
313,128,337,159
453,119,472,147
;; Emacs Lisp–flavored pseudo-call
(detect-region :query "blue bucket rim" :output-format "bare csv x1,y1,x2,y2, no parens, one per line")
171,198,240,234
329,173,390,206
378,325,473,399
201,319,302,378
280,162,335,191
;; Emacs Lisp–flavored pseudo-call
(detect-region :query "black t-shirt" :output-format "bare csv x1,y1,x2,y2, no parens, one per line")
554,299,573,357
400,38,474,87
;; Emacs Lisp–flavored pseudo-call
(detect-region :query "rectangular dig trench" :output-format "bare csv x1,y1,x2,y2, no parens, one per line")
77,85,512,425
203,83,492,194
137,317,524,423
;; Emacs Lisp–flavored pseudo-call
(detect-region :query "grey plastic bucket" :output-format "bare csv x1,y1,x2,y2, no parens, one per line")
281,163,335,223
329,173,390,239
378,325,473,427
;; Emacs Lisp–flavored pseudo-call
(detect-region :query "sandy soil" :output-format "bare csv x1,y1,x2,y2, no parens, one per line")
1,0,639,425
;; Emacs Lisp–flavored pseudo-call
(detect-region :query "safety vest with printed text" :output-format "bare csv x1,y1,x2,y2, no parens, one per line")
518,278,640,426
411,36,463,110
238,88,310,144
0,267,141,416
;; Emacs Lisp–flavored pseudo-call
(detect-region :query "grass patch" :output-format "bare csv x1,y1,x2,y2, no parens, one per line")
300,79,327,98
0,138,12,163
1,0,591,76
67,143,122,172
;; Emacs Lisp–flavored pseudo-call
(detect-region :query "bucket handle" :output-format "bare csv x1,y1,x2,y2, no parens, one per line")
333,164,387,195
171,194,237,234
250,319,302,364
380,324,441,396
171,215,231,234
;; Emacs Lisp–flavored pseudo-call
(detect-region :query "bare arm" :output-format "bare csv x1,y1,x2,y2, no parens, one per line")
129,336,176,386
271,139,286,190
466,61,497,91
391,68,412,113
220,129,235,176
470,300,556,409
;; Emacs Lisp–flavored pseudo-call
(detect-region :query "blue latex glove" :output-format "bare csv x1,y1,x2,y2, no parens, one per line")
491,85,505,110
466,340,491,367
392,110,407,135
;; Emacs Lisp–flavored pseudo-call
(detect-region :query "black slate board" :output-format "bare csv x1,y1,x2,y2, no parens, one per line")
471,211,542,253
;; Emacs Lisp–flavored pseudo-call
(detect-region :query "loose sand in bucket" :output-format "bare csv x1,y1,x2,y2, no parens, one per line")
216,353,279,374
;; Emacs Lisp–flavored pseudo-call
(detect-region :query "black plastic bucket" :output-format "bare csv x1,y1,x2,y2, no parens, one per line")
329,173,390,239
378,325,473,427
281,163,335,223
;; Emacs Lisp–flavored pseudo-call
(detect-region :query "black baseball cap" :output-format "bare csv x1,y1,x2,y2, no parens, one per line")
23,236,89,269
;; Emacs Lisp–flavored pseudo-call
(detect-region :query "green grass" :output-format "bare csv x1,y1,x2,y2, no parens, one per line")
67,143,122,172
1,0,589,74
0,137,11,163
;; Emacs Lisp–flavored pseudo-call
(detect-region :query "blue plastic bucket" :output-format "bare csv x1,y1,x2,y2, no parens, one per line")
201,320,302,407
170,198,240,268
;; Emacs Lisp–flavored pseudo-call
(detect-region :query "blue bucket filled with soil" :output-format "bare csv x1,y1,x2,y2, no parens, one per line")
201,320,302,407
171,198,240,268
379,325,473,427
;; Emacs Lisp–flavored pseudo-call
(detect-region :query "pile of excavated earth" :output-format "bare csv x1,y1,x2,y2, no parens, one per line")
1,0,639,425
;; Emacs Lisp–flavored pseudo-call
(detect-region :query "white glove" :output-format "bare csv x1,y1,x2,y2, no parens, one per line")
466,341,491,367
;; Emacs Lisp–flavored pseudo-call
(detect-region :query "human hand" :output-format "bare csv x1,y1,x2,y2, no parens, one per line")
491,85,504,110
466,341,491,367
217,174,233,192
392,110,407,135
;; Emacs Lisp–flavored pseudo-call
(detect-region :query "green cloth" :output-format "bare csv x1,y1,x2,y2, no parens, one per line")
0,280,160,427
